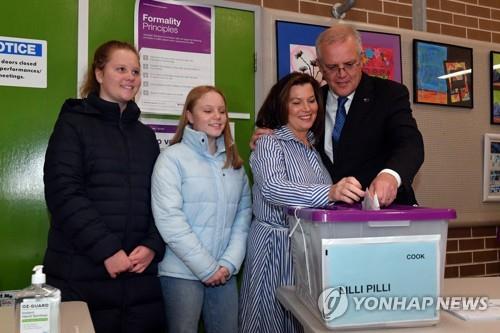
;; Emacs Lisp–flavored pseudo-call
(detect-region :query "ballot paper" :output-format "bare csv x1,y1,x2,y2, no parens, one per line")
446,299,500,321
361,189,380,210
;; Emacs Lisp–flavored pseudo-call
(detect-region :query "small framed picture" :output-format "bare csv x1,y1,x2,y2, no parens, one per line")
413,39,473,108
359,30,402,83
490,51,500,124
483,133,500,202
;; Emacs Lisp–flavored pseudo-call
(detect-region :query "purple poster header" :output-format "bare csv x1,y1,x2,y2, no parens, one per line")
147,124,177,133
138,0,212,53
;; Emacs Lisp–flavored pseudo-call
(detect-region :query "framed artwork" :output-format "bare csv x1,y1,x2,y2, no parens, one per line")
413,39,473,108
276,21,325,82
483,133,500,202
275,21,402,83
490,51,500,124
360,30,402,82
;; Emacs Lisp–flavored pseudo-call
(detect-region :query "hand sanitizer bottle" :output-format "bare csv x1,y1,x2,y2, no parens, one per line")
15,265,61,333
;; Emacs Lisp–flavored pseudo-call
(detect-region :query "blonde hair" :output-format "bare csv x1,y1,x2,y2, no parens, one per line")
79,40,139,97
170,86,244,169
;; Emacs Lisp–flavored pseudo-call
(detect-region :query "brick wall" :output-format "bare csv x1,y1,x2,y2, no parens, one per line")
446,226,500,278
229,0,500,43
427,0,500,43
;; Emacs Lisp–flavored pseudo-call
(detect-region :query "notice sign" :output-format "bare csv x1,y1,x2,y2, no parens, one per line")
0,36,47,88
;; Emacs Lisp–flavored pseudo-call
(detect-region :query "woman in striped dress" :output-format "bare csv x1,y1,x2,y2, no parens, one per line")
239,73,364,332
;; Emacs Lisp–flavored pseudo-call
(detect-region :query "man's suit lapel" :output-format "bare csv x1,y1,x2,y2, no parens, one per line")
318,75,376,176
338,73,375,148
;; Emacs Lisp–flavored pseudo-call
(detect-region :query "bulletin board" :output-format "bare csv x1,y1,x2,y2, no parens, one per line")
261,8,500,226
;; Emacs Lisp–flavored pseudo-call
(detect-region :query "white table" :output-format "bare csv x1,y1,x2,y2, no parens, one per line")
0,301,95,333
277,277,500,333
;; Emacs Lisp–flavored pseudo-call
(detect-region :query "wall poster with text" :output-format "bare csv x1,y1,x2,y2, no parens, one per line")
483,133,500,202
135,0,214,115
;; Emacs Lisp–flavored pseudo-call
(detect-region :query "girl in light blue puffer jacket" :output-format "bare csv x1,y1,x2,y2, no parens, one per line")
151,86,252,333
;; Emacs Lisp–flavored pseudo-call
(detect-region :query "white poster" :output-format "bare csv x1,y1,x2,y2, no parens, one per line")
135,0,214,115
0,36,47,88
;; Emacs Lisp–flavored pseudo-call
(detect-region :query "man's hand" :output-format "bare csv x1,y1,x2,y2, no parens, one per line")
249,128,273,150
368,172,398,207
329,176,365,203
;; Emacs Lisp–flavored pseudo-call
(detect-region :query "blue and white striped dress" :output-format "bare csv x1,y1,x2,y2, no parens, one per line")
239,126,332,333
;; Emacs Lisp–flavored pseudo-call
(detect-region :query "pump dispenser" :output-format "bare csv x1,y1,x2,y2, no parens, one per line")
15,265,61,333
31,265,45,284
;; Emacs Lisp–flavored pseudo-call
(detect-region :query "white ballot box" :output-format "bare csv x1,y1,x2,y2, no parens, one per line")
287,204,456,330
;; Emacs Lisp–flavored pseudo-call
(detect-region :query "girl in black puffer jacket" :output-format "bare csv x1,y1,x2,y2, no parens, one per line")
43,40,165,333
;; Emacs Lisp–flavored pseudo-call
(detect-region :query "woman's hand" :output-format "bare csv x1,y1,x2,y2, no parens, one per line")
204,266,230,287
329,176,365,203
104,250,132,278
128,245,155,273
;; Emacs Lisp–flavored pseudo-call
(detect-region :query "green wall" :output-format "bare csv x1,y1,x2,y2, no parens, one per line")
0,0,78,289
0,0,255,290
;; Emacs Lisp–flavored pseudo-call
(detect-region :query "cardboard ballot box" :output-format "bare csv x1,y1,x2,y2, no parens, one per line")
287,204,456,330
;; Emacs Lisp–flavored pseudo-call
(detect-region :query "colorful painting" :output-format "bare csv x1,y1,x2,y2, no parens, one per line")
490,51,500,124
276,21,402,83
443,61,471,103
362,47,394,80
359,30,402,82
413,40,473,108
276,21,325,80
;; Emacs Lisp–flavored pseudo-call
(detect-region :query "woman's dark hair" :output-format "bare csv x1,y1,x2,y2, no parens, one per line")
256,72,324,140
79,40,139,97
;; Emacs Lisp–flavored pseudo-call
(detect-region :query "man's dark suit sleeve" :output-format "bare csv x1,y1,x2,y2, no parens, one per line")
383,82,424,191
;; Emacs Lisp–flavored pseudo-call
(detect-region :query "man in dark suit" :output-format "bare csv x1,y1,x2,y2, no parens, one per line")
315,23,424,206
